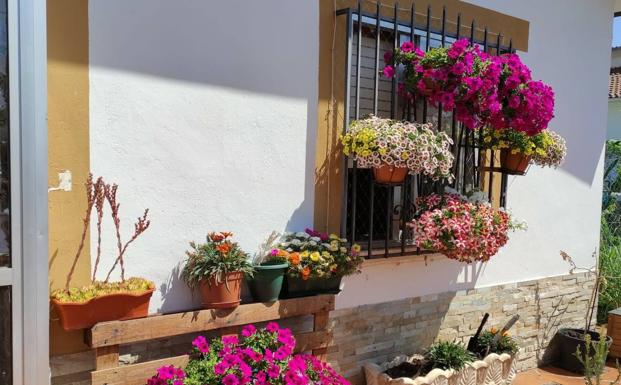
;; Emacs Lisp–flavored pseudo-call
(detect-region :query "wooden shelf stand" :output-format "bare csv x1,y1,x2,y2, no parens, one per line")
86,294,336,385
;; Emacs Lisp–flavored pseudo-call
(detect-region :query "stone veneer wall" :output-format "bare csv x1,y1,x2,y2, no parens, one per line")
50,272,593,385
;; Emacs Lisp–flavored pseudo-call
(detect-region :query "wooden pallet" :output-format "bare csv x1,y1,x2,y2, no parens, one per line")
86,294,336,385
609,308,621,358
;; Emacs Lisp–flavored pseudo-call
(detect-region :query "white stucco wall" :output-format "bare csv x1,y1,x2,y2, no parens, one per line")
89,0,318,312
89,0,613,312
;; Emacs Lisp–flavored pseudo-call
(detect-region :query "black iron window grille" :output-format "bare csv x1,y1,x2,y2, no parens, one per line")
336,2,515,258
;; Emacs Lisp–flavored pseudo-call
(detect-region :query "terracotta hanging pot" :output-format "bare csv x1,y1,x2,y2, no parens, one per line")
199,271,244,309
499,149,531,175
52,288,154,331
373,163,408,184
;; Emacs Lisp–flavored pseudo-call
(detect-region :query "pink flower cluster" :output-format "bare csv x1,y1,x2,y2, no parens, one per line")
146,323,349,385
384,39,555,135
147,365,185,385
409,193,511,263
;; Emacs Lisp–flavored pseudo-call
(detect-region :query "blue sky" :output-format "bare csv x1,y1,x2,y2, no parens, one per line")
614,17,621,47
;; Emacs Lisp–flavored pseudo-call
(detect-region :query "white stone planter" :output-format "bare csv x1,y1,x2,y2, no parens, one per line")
364,353,517,385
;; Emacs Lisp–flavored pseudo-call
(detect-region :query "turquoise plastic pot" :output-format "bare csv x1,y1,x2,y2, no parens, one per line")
247,262,288,303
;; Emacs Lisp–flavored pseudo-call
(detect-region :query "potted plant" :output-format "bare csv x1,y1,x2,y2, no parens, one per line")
146,322,350,385
50,174,154,331
555,251,613,374
480,128,567,175
409,189,526,263
340,115,454,184
365,338,519,385
275,228,363,298
247,231,289,303
575,328,621,384
182,232,254,309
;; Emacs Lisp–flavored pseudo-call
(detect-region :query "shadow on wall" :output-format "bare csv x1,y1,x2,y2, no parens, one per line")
84,0,317,100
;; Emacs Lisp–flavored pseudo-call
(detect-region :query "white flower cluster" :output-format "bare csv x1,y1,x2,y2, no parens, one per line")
342,115,455,182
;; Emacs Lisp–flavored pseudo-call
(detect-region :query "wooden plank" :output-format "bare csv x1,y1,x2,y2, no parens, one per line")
95,345,119,370
87,295,335,348
92,355,189,385
91,330,333,385
312,311,331,360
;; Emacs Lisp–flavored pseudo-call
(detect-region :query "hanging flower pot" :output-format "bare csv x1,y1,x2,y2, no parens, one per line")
340,116,455,184
500,149,531,175
373,164,408,184
199,271,244,309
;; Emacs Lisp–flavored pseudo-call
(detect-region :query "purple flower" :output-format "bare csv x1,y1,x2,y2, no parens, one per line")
383,50,393,64
222,335,239,346
192,335,210,354
382,65,395,78
223,374,240,385
267,364,281,378
400,41,414,53
241,324,256,337
266,322,280,333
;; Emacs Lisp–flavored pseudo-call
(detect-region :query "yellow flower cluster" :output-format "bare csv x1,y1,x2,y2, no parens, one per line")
341,127,377,158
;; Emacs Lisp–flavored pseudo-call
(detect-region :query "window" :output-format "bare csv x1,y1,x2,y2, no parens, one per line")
336,4,515,258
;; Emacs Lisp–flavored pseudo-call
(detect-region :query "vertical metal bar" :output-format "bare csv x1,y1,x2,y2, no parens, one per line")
373,1,381,115
340,10,354,238
355,1,362,120
437,6,446,130
488,32,501,202
390,2,398,119
368,182,374,258
385,186,391,257
422,5,430,122
450,13,461,188
350,162,358,243
476,27,488,188
410,3,417,122
400,176,408,254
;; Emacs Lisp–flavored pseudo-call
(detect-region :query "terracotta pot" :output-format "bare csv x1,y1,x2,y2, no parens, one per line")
52,288,154,331
373,164,408,184
199,271,244,309
499,149,531,175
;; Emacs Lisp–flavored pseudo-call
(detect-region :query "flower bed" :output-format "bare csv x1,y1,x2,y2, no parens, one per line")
146,323,349,385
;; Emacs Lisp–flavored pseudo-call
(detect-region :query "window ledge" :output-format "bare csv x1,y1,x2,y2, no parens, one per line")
361,252,447,268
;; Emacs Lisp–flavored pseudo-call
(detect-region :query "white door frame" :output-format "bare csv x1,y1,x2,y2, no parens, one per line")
8,0,48,383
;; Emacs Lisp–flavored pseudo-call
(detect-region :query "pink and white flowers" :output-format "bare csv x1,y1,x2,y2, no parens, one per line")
146,323,349,385
340,115,454,182
409,190,526,263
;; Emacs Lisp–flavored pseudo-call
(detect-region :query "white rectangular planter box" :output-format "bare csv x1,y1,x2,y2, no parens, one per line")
364,353,517,385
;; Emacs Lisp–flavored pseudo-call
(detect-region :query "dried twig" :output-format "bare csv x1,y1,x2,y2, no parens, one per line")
65,173,96,290
91,178,106,282
104,208,150,282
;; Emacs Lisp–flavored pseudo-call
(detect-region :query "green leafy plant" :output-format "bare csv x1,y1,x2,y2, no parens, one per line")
181,232,254,288
471,328,519,358
574,328,620,385
425,341,475,371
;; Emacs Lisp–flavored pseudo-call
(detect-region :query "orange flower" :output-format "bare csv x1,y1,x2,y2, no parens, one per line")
289,252,300,266
221,231,233,238
210,232,225,242
301,267,311,280
216,242,232,255
490,327,498,334
277,249,290,257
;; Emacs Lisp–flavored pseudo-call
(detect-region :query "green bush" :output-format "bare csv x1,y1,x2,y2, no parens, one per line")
425,341,475,371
